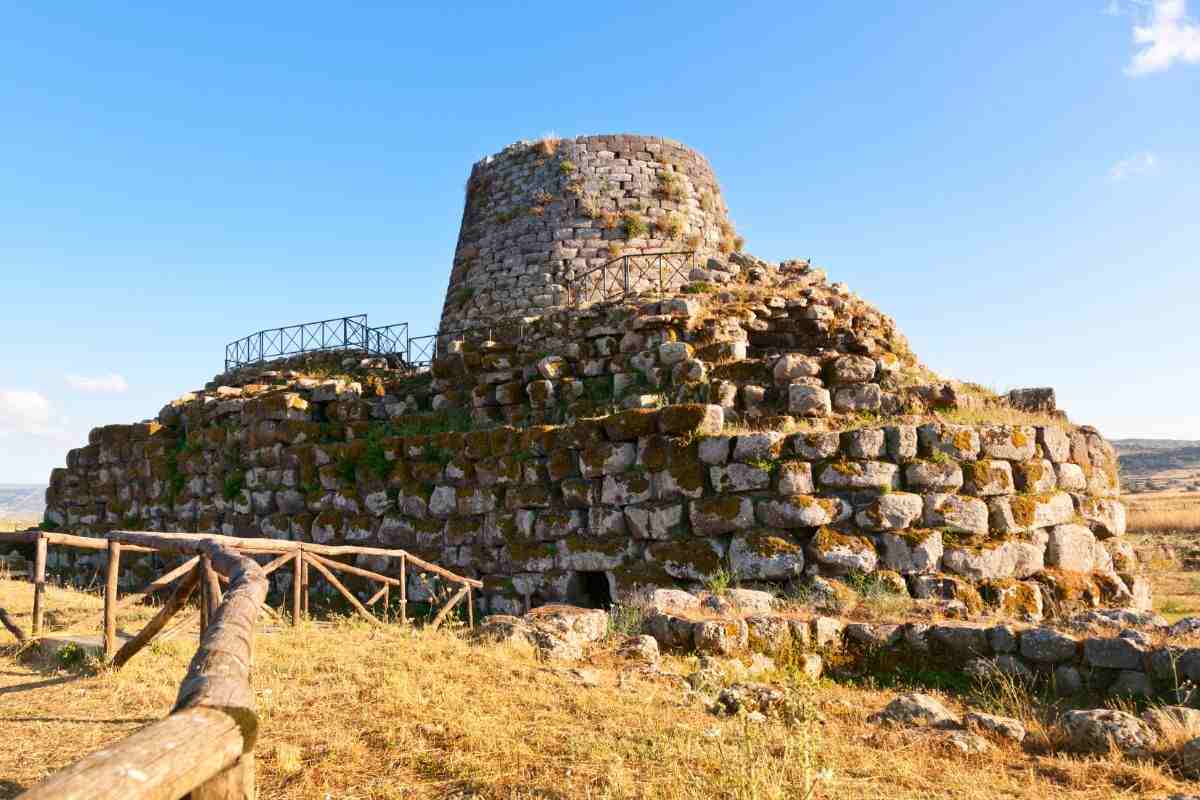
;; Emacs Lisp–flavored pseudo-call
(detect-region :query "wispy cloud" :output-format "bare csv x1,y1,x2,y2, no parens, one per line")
0,390,66,438
65,373,128,393
1108,151,1160,180
1125,0,1200,75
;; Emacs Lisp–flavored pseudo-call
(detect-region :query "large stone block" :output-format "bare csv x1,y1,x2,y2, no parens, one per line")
690,495,755,536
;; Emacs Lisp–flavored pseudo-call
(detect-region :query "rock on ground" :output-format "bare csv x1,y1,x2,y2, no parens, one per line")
868,692,960,728
1061,709,1158,757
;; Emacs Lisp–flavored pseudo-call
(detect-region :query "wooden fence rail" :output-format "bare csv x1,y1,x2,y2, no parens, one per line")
0,529,483,799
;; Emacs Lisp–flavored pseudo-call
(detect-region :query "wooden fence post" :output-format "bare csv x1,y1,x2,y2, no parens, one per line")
292,551,302,624
399,553,407,625
31,532,47,637
193,753,254,800
104,539,121,659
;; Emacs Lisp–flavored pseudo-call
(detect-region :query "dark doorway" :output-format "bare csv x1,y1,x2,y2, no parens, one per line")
572,571,613,609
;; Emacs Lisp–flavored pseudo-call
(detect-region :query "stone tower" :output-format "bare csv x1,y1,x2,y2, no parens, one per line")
439,134,739,331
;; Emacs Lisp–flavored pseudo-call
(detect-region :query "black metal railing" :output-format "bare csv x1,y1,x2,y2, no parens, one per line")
568,251,695,306
225,316,431,371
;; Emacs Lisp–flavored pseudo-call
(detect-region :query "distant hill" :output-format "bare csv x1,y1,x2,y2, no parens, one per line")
0,484,45,521
1112,439,1200,491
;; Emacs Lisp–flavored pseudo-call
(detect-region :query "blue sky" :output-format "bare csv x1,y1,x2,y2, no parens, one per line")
1,1,1197,483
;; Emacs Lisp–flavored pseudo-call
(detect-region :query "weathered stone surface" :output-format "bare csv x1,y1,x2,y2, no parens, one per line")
979,425,1037,461
1062,709,1157,756
843,428,886,459
729,532,805,580
1084,636,1146,670
788,384,831,417
989,492,1075,533
618,634,660,664
690,495,755,536
732,431,784,462
923,493,989,535
812,615,846,647
964,711,1026,743
1055,463,1087,491
698,435,732,465
905,460,964,492
791,431,840,460
1077,497,1127,538
695,619,749,655
1046,524,1099,572
642,588,700,613
818,460,898,490
1141,706,1200,737
1014,459,1057,493
757,495,847,528
776,461,814,495
808,527,878,574
645,538,726,581
868,693,959,728
623,503,684,540
710,463,771,493
942,544,1018,581
830,354,876,384
876,529,943,574
918,424,980,461
1019,627,1078,663
845,623,902,648
856,492,924,531
885,425,918,460
773,353,821,383
832,383,882,413
1039,426,1071,462
961,460,1014,496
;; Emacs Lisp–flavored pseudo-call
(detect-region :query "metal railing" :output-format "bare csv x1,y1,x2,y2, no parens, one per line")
225,252,695,372
225,315,430,371
568,250,695,306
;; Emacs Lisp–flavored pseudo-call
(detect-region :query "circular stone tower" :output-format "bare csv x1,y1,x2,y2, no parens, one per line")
439,134,738,331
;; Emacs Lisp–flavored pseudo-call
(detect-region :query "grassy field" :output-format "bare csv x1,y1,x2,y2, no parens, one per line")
1126,490,1200,623
2,579,1198,799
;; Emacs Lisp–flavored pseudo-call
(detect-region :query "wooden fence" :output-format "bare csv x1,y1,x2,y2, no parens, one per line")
0,529,482,798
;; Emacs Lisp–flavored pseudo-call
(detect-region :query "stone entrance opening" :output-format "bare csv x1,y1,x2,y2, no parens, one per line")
569,571,613,610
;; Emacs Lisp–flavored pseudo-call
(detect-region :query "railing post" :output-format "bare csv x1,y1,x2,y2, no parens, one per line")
104,539,121,659
292,551,303,624
31,532,46,637
399,554,407,625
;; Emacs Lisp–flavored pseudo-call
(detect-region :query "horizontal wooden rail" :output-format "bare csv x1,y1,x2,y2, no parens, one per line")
21,541,267,799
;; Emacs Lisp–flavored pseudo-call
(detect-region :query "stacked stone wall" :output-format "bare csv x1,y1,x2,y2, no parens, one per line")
442,134,737,330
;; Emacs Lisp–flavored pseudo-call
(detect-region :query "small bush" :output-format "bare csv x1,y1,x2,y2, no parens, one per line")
655,212,685,240
683,282,715,294
620,212,648,239
222,470,245,501
608,604,645,637
704,568,733,596
657,171,685,202
559,160,577,175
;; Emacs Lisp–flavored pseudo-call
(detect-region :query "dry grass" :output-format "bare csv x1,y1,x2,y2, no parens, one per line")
3,580,1198,798
1127,492,1200,535
1124,491,1200,622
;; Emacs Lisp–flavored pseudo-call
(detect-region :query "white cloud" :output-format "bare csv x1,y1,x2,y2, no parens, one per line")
1108,151,1160,180
1126,0,1200,75
65,373,128,393
0,390,56,436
